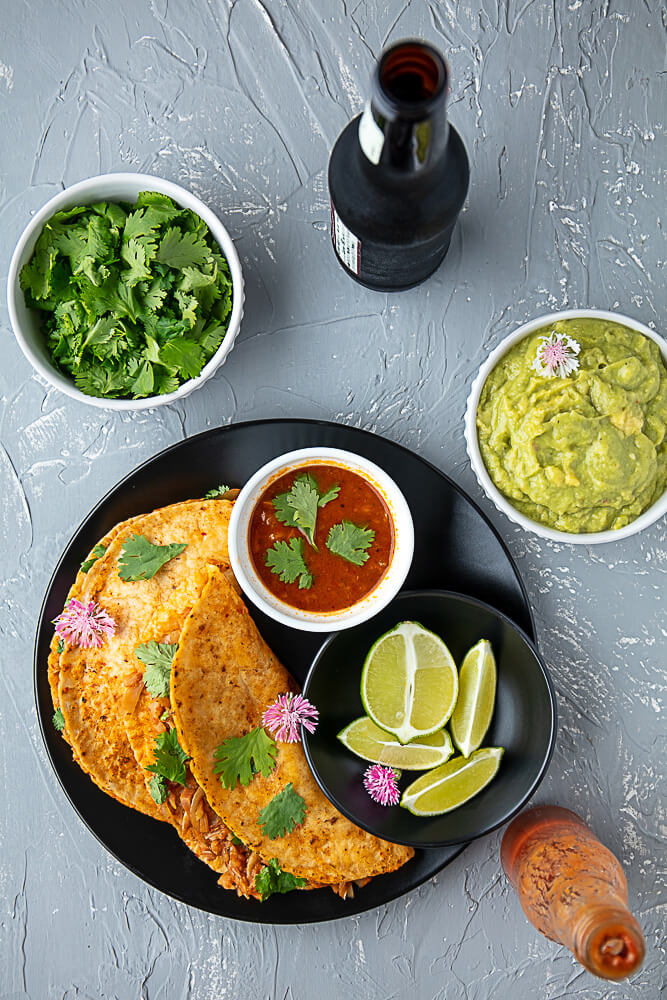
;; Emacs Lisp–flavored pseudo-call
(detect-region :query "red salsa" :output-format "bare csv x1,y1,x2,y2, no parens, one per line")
249,464,394,612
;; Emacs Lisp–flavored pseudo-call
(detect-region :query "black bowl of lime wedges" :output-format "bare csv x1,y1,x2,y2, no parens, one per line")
302,591,556,848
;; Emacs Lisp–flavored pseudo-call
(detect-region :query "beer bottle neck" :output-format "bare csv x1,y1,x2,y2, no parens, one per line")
358,40,449,175
572,905,645,980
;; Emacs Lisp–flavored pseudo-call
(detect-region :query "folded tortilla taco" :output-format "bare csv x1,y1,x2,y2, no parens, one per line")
170,565,414,886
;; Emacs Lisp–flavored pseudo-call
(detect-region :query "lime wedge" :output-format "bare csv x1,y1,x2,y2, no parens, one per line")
450,639,497,757
400,747,504,816
360,621,459,744
338,717,454,770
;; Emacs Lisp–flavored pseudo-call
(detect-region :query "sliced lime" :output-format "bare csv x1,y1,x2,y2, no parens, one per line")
400,747,504,816
338,717,454,770
450,639,497,757
360,621,459,744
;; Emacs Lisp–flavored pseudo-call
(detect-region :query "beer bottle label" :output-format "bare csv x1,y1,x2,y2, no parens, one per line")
358,102,384,165
330,201,361,275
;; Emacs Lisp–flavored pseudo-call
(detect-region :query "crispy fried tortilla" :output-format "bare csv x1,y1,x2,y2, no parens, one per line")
171,566,414,885
48,516,138,722
123,604,262,899
48,516,145,790
57,500,234,824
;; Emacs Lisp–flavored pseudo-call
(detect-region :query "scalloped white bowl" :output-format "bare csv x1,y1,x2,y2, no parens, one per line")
464,309,667,545
7,172,244,410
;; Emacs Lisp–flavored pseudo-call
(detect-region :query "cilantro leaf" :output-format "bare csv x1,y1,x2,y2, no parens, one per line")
258,783,307,839
159,338,204,379
131,359,154,397
120,238,151,286
57,639,65,655
272,474,340,542
285,478,319,547
81,543,107,573
265,538,313,589
272,491,299,528
326,521,376,566
53,708,65,732
204,484,231,499
255,858,307,901
20,243,58,299
157,227,211,268
213,728,277,789
143,280,167,312
145,729,189,786
80,317,118,352
160,709,171,722
135,641,178,698
149,774,167,804
135,191,183,219
231,834,244,847
123,206,165,242
118,534,187,581
318,485,340,507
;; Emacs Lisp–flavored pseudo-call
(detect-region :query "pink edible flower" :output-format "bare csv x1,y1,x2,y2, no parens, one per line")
262,693,319,743
532,330,581,379
53,599,116,649
363,764,400,807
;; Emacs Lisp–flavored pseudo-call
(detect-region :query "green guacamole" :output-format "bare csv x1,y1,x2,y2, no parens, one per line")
476,317,667,533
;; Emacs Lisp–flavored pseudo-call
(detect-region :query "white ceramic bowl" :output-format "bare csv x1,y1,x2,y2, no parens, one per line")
7,172,244,410
465,309,667,545
228,447,415,632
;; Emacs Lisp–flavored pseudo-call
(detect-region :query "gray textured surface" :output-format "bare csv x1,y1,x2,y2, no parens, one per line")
1,0,665,997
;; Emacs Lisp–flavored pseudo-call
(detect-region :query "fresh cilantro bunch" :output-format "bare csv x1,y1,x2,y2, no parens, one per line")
19,192,234,400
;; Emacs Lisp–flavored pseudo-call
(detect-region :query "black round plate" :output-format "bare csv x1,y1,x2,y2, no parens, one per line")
303,591,556,849
35,419,536,924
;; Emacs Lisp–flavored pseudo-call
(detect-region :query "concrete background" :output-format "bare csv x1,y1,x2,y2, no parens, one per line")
1,0,664,997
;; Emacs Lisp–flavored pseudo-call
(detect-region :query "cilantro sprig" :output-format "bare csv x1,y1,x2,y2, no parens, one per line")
145,729,190,803
258,783,307,839
53,708,65,732
272,473,340,548
326,521,375,566
118,534,187,581
149,774,168,805
284,478,319,547
255,858,307,901
81,543,107,573
213,727,278,790
204,484,231,499
19,192,234,401
265,538,313,590
135,641,178,698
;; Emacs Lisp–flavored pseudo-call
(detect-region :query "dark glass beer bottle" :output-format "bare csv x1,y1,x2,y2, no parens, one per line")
328,39,469,291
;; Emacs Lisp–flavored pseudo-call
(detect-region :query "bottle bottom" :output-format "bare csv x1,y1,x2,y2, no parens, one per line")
330,239,451,291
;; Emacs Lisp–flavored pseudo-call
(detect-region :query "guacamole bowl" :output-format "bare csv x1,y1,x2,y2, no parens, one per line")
465,309,667,544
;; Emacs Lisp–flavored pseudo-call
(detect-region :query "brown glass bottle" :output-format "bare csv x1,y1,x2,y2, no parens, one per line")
328,39,469,291
501,806,645,981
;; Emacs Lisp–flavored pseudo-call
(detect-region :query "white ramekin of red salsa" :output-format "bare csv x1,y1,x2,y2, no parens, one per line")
228,448,414,631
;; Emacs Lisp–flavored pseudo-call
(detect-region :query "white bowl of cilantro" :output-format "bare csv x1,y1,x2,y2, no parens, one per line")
7,173,244,409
